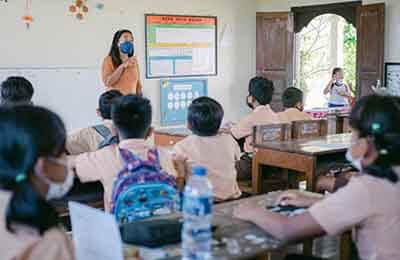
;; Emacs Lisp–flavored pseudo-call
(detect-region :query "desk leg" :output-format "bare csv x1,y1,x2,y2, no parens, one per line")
252,152,263,194
340,231,352,260
305,157,317,191
303,239,313,256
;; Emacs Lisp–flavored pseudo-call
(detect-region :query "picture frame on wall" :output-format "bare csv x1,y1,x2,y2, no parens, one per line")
384,62,400,96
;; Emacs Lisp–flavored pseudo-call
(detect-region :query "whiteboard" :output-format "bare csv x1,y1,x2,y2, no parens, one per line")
0,68,104,133
145,14,218,78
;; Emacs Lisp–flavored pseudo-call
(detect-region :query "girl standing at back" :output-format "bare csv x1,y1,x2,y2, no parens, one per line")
323,67,352,108
0,106,74,260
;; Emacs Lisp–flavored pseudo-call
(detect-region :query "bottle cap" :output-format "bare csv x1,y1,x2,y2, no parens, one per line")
192,166,207,177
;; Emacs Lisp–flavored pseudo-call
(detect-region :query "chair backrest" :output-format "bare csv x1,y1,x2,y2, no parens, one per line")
252,123,291,146
292,119,328,139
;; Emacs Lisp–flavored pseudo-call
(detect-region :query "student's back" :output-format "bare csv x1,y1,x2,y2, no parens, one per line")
174,97,241,201
67,90,122,155
73,95,177,212
277,87,312,122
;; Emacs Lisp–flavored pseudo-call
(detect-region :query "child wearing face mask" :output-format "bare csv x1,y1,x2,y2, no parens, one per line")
230,77,281,153
0,106,74,260
323,67,352,108
234,95,400,260
278,87,313,122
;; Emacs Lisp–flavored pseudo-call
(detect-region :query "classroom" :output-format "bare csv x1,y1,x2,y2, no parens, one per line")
0,0,399,259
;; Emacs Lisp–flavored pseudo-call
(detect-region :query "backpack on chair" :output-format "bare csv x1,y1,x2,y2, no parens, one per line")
111,148,179,223
92,124,119,150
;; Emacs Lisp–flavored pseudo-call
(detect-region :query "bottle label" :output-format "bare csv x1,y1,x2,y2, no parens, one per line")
183,196,213,216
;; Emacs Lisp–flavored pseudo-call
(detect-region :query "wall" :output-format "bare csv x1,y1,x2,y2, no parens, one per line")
0,0,256,131
257,0,400,62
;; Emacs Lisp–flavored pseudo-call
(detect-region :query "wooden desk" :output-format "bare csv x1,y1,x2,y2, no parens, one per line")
154,128,191,146
125,193,285,260
252,133,351,194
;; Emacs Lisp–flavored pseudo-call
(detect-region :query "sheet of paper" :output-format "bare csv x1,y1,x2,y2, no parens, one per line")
69,202,123,260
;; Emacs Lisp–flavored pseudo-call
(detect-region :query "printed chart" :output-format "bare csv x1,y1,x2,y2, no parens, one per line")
146,15,217,78
160,79,208,126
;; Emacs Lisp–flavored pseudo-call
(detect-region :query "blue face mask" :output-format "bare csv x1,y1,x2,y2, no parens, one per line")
119,41,134,57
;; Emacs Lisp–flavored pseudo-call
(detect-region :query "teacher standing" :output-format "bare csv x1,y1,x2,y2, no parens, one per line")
102,29,142,95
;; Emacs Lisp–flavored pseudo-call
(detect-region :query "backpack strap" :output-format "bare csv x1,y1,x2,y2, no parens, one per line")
98,135,119,150
119,148,142,167
93,124,112,139
147,148,160,165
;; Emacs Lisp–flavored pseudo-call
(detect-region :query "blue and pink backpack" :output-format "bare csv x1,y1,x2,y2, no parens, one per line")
111,148,179,223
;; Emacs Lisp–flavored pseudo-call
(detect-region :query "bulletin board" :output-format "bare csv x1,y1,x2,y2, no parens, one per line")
145,14,217,78
160,79,208,126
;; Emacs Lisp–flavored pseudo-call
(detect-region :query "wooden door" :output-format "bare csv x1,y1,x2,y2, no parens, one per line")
356,3,385,98
256,12,294,111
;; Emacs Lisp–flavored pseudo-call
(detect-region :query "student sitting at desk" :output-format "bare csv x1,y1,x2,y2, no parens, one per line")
73,95,178,212
278,87,312,122
234,95,400,260
66,90,122,155
1,76,34,106
173,97,242,201
0,106,74,260
231,76,280,153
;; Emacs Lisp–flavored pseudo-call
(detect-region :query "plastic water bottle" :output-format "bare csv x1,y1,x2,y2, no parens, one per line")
182,166,213,260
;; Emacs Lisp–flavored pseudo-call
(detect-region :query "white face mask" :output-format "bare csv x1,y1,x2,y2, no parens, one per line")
36,158,75,200
336,79,344,85
345,147,363,171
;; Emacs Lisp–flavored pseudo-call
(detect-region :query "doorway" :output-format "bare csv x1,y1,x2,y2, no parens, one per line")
295,14,357,109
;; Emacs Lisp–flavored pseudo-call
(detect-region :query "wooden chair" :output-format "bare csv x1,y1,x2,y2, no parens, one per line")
250,123,291,194
291,119,328,139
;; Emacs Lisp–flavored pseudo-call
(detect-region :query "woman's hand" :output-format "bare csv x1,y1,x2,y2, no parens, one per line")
275,190,321,207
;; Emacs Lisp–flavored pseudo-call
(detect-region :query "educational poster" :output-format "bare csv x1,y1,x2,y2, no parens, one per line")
160,79,208,126
385,63,400,96
146,15,217,78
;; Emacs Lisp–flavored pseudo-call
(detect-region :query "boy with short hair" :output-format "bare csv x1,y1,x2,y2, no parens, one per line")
278,87,313,122
73,95,177,212
1,76,34,105
231,77,280,153
173,97,242,201
66,90,123,155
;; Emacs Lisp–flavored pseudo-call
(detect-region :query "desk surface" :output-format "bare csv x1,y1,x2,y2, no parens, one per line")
255,133,351,156
154,127,191,137
126,194,284,260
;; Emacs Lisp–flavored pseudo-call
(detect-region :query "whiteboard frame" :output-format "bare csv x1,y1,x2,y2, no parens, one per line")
145,14,218,79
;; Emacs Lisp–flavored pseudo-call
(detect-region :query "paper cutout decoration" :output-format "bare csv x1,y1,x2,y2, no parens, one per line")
95,3,104,10
22,0,33,29
69,0,89,20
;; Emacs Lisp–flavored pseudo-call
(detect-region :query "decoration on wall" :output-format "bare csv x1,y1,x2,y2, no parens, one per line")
95,3,104,11
69,0,89,20
22,0,33,29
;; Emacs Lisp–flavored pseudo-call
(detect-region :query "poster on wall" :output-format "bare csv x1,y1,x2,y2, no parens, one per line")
145,14,217,78
385,63,400,96
160,79,208,126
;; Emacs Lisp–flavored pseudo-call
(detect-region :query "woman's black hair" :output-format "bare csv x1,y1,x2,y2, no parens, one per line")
108,29,133,68
0,105,67,234
350,95,400,183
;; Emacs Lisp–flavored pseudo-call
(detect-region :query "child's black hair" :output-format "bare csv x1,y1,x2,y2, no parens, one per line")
332,67,343,76
111,95,152,139
188,97,224,137
248,77,274,105
350,95,400,183
282,87,304,109
1,76,34,105
0,106,66,235
98,90,123,120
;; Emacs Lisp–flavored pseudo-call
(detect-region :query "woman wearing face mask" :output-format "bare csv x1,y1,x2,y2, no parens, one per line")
323,67,352,108
233,95,400,260
0,106,74,260
102,29,142,96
